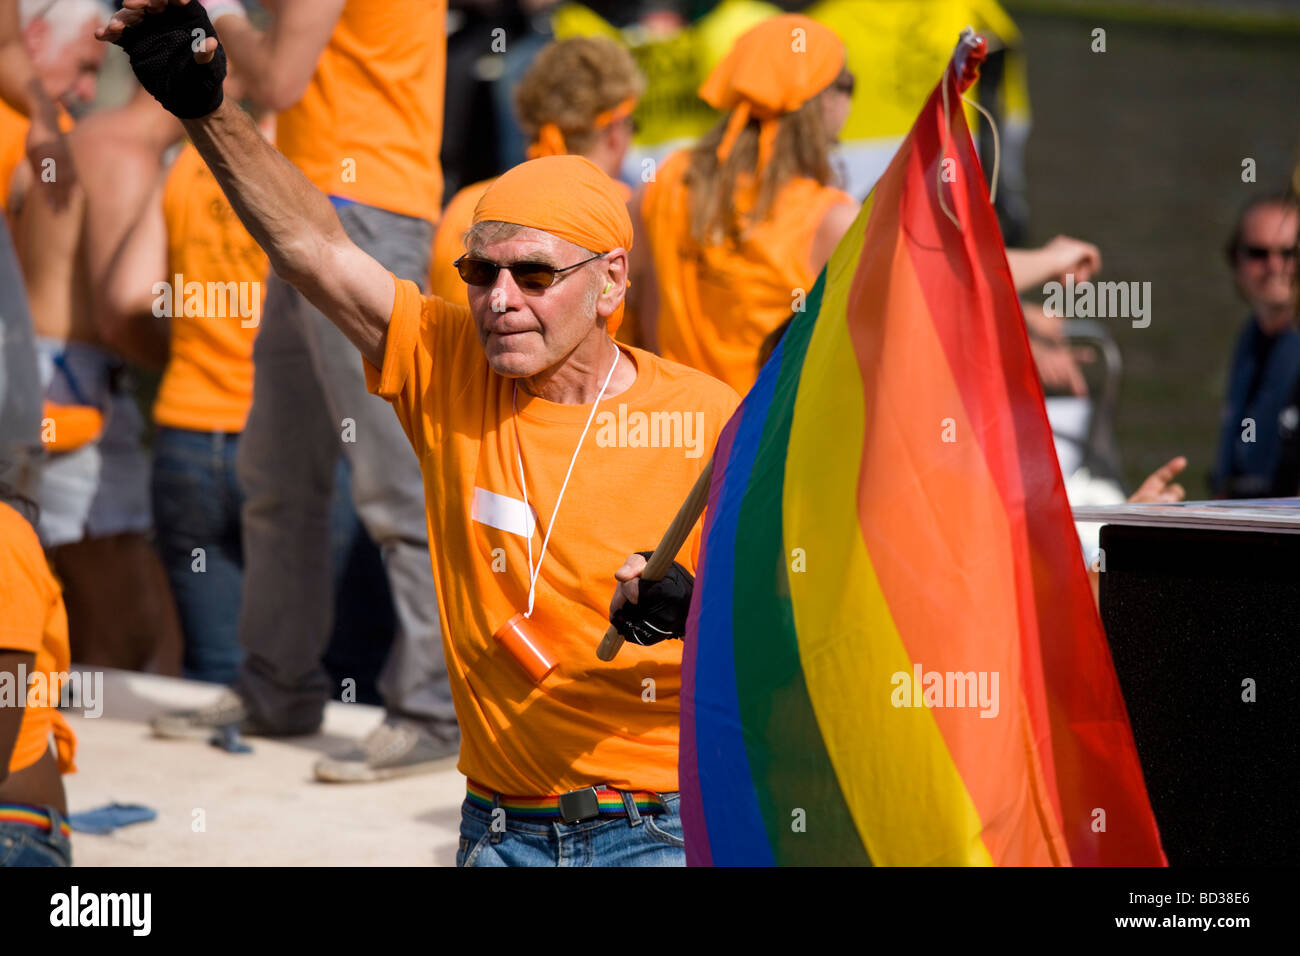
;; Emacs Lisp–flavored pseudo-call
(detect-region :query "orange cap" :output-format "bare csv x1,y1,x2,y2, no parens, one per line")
472,155,634,335
699,14,845,170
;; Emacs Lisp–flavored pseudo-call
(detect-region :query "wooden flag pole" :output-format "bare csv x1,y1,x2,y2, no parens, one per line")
596,457,714,662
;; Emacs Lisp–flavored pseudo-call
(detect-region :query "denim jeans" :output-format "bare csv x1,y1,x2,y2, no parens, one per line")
151,427,245,684
0,807,72,867
152,426,399,687
456,792,686,867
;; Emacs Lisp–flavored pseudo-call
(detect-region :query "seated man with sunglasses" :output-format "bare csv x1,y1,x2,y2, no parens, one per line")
100,0,739,866
1210,193,1300,498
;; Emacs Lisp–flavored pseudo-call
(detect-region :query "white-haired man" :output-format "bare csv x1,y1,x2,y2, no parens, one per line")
0,0,106,501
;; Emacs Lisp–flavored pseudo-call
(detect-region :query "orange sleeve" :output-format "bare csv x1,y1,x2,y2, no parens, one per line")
364,274,425,400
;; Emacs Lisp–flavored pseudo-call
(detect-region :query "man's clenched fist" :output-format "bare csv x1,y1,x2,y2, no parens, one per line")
97,0,226,119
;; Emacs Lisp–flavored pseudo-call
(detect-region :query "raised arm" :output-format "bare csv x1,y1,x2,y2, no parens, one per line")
207,0,344,112
101,171,171,368
99,0,395,367
0,0,77,207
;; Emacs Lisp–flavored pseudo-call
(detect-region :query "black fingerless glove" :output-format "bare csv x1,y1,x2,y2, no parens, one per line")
113,2,227,118
610,552,694,647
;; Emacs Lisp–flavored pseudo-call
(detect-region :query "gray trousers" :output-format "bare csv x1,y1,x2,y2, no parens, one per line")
234,201,456,735
0,220,42,501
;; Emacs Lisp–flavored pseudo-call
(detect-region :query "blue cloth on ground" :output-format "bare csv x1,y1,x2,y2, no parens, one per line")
68,803,158,835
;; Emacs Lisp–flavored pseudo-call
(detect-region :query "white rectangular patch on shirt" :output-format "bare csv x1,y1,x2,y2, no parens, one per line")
471,487,536,539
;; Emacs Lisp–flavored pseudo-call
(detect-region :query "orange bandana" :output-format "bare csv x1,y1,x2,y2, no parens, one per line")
472,155,634,335
699,14,845,172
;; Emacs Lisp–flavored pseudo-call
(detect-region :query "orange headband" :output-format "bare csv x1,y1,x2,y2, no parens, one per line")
525,96,639,161
473,155,634,335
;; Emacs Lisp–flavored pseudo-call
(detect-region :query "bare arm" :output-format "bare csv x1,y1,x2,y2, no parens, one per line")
70,112,176,361
11,168,83,342
99,1,394,365
0,0,77,206
809,200,859,274
1006,235,1101,293
213,0,343,111
0,0,36,113
102,173,170,368
181,98,394,365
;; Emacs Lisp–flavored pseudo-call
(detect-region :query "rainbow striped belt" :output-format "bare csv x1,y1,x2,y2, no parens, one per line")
0,803,72,838
467,780,669,824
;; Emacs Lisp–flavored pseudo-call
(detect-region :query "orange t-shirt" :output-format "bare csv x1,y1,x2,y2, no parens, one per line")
643,149,853,394
0,99,26,212
365,277,739,795
428,178,493,308
276,0,446,224
152,144,269,433
0,502,77,775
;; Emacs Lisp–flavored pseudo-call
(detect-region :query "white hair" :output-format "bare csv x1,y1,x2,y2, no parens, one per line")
20,0,110,48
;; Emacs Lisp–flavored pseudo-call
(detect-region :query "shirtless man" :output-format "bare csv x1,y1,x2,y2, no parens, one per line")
8,0,183,672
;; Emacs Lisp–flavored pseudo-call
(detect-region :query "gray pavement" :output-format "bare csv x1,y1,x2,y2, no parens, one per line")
61,668,465,866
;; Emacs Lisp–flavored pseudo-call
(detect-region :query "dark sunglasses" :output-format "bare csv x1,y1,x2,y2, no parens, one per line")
454,252,607,292
1240,244,1297,262
832,73,856,97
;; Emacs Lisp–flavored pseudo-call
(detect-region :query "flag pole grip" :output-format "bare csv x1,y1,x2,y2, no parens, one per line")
596,458,714,662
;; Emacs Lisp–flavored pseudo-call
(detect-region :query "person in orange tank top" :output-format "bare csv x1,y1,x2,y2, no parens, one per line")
429,37,643,311
148,0,462,785
632,14,859,395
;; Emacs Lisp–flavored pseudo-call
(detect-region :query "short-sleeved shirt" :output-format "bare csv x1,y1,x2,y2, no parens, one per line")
153,143,269,433
276,0,446,223
365,277,739,794
0,502,77,775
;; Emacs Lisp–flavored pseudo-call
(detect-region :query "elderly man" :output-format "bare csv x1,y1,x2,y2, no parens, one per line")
101,0,737,866
1210,193,1300,498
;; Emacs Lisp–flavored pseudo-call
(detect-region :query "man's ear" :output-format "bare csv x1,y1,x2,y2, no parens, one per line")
595,248,629,318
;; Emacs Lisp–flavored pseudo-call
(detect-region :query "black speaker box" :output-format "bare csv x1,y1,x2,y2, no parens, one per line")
1098,523,1299,865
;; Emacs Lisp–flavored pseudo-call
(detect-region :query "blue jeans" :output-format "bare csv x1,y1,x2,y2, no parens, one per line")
0,807,72,867
456,792,686,867
152,426,398,687
152,427,245,683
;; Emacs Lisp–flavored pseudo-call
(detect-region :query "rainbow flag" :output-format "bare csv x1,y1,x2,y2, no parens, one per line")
680,33,1165,866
